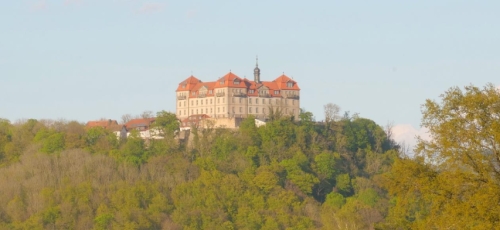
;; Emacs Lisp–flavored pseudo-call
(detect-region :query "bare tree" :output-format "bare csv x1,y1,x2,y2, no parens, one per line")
385,121,394,141
324,103,341,123
141,110,154,119
121,114,133,124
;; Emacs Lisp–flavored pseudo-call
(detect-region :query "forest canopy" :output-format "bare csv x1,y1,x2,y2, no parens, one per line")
0,83,499,229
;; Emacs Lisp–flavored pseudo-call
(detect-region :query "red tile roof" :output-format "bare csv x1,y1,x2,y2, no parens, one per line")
125,118,156,130
274,74,300,90
177,72,300,97
214,72,247,89
86,120,119,129
177,75,202,92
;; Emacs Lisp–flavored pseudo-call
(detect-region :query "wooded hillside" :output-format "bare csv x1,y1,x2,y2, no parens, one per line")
1,83,499,229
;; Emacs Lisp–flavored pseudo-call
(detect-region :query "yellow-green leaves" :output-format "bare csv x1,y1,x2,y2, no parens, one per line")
384,83,500,229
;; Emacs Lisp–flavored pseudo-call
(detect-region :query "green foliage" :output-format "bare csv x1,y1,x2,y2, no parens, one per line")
340,117,389,153
314,151,338,180
335,173,353,196
153,110,179,138
383,84,500,229
357,188,379,207
280,151,319,195
324,192,345,209
239,115,261,146
0,107,402,229
41,132,65,154
85,127,118,154
0,119,12,164
119,130,147,165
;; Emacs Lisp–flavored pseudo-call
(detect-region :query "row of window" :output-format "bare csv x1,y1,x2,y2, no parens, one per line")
179,98,226,107
178,107,296,116
187,89,284,96
179,97,297,107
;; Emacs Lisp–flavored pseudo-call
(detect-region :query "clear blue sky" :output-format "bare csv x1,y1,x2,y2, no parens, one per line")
1,0,499,130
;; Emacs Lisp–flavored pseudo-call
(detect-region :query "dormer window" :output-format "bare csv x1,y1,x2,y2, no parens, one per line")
220,80,225,85
287,82,293,88
249,90,255,94
274,90,280,94
182,84,186,89
234,79,240,85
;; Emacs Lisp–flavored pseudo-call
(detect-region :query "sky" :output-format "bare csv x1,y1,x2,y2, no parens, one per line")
1,0,500,147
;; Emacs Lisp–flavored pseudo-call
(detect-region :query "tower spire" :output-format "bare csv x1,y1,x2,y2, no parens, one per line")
254,56,261,83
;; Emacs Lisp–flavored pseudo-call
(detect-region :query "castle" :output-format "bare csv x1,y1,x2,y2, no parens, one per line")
175,59,301,122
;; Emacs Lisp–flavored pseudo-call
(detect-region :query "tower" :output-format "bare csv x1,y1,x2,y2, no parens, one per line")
254,56,261,83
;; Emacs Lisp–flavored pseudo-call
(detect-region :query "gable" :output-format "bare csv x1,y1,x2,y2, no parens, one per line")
257,85,269,90
199,85,208,92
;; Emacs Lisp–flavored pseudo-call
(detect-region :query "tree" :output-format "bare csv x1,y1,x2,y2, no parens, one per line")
418,83,500,179
120,130,147,165
323,103,341,124
153,110,179,139
0,119,12,163
121,114,133,124
384,83,500,229
141,110,154,119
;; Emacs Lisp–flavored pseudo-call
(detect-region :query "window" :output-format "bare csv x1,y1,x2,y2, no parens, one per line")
263,99,265,104
232,97,235,103
256,98,258,104
192,92,196,96
209,90,213,94
210,99,213,104
234,79,240,85
196,100,198,105
196,109,198,114
274,90,280,94
249,98,252,104
184,101,186,106
218,98,220,103
201,100,203,105
239,98,242,103
191,101,193,106
263,108,266,114
211,108,213,113
287,82,293,88
191,109,193,114
218,107,220,113
182,84,186,88
249,90,255,94
206,99,208,104
232,107,235,112
220,80,225,85
179,102,181,107
223,98,225,103
239,107,242,112
256,108,259,113
249,107,252,113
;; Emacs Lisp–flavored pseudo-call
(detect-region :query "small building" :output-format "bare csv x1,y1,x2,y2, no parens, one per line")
255,118,267,127
125,118,163,140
